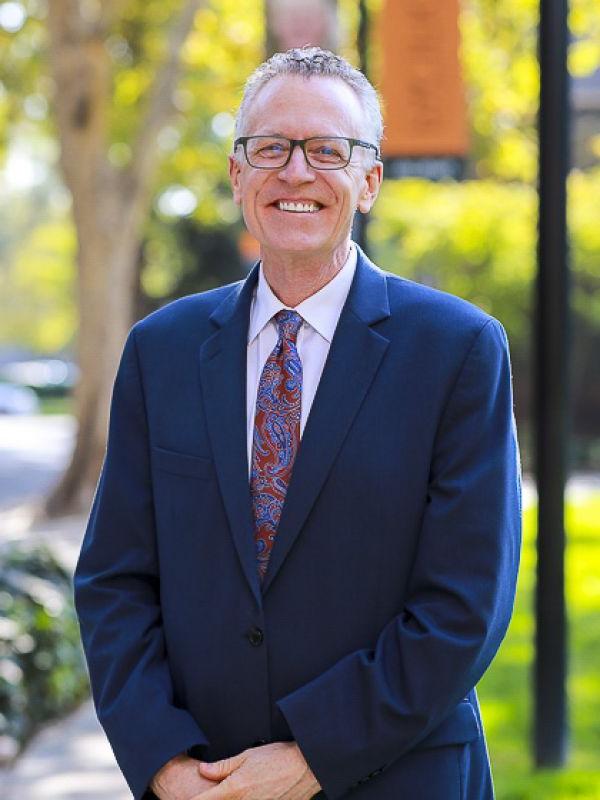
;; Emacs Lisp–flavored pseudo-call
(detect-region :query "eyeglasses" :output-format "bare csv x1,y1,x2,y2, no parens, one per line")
234,136,381,170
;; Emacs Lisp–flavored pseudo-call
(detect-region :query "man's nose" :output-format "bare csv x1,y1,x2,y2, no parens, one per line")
278,144,315,183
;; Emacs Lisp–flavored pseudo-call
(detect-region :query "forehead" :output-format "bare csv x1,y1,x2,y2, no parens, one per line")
244,75,364,138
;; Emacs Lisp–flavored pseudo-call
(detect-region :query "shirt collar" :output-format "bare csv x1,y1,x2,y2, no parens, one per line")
247,244,357,345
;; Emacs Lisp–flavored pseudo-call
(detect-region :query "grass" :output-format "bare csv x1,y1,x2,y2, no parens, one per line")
479,494,600,799
37,394,73,415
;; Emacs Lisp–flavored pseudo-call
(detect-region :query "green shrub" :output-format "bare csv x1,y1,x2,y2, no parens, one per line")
370,169,600,467
0,542,88,755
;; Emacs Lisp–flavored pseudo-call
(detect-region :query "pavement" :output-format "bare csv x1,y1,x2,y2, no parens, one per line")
0,701,131,800
0,516,131,800
0,508,132,799
0,413,598,799
0,414,75,511
0,414,131,798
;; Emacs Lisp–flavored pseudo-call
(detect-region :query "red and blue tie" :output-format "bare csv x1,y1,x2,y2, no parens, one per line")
250,310,303,581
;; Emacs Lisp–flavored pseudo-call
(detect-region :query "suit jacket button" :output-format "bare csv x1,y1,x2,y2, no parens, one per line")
247,626,264,646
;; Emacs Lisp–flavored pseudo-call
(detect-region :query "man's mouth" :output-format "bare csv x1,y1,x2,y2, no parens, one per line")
275,201,322,213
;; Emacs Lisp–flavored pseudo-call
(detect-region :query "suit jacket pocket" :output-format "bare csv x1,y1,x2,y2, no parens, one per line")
414,701,481,750
151,446,214,480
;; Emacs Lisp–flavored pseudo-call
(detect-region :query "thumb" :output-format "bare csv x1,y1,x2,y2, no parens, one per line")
198,752,245,780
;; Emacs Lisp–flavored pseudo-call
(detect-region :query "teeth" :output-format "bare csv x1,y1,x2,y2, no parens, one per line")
277,201,320,213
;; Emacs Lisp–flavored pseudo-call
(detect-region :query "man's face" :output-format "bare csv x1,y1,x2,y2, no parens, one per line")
229,75,382,260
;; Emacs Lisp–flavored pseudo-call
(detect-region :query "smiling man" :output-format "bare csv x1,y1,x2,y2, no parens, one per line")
74,47,521,800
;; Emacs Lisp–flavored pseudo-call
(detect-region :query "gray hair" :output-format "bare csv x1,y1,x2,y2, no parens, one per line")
234,46,383,149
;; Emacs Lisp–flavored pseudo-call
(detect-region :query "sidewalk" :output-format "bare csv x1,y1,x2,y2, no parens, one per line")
0,414,75,511
0,503,88,567
0,508,131,799
0,700,130,800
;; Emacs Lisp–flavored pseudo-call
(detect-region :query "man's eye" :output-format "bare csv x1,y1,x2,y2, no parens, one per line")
309,143,345,161
258,143,287,155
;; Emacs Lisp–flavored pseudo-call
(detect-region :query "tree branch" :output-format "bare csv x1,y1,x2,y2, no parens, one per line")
125,0,206,201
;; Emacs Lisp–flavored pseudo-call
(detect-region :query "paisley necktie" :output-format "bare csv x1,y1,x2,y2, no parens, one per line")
250,310,303,581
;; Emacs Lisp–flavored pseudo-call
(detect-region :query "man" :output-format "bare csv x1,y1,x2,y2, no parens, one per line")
74,47,521,800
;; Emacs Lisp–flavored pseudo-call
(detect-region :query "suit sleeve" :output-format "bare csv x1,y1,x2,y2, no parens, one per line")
276,318,522,799
73,328,209,800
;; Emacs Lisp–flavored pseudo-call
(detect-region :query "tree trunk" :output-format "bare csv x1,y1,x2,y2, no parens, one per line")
44,0,203,516
45,194,136,515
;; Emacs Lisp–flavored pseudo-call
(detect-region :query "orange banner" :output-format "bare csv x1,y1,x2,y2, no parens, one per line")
376,0,469,158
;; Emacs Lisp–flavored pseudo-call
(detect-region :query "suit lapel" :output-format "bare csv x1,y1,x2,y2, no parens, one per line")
198,266,262,606
261,250,391,594
199,252,391,601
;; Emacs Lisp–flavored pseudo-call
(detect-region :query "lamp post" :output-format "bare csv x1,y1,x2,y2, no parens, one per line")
352,0,370,254
534,0,570,768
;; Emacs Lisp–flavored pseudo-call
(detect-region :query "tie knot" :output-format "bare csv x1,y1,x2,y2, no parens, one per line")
274,310,303,343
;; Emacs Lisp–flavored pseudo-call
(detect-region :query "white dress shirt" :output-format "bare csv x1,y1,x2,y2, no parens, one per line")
246,244,357,473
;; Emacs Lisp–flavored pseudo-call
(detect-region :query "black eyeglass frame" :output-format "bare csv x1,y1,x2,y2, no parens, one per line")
233,136,382,170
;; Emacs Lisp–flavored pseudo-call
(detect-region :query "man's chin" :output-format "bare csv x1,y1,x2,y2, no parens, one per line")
258,234,333,256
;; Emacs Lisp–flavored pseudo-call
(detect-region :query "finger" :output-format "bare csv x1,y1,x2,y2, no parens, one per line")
198,752,245,781
189,778,235,800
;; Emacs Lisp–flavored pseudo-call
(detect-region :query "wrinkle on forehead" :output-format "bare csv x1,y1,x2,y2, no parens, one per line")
242,75,365,140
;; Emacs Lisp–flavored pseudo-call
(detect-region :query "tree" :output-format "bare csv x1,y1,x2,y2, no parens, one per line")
41,0,207,513
1,0,262,514
31,0,261,514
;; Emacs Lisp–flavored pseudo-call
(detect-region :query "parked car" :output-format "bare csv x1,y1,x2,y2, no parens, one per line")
0,382,40,414
0,359,78,398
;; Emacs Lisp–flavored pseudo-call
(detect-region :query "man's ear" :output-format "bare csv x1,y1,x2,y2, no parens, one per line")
229,154,242,206
357,161,383,214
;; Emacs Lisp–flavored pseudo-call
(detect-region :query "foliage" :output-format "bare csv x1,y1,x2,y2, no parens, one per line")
460,0,539,181
106,0,264,221
370,169,600,463
479,494,600,799
141,214,246,306
0,0,264,353
0,189,76,353
372,179,536,334
461,0,600,181
0,1,48,157
0,542,88,754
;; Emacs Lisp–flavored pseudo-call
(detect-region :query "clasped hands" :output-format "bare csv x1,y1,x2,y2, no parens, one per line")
151,741,322,800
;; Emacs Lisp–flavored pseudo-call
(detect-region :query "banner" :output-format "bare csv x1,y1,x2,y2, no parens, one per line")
376,0,468,178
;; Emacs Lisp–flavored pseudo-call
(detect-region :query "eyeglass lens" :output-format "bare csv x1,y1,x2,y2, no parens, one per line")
245,137,351,169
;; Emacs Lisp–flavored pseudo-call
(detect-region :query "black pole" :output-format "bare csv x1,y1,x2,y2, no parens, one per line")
353,0,370,254
534,0,570,767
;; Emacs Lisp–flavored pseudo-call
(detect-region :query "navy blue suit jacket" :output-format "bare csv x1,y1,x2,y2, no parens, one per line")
74,247,521,799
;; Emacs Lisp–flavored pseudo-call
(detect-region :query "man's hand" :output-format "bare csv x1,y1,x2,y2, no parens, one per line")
150,752,220,800
193,742,321,799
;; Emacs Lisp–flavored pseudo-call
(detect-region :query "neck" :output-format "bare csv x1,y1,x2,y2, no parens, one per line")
260,241,351,307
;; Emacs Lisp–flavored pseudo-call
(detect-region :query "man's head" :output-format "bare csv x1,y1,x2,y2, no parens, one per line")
229,47,384,263
234,47,383,150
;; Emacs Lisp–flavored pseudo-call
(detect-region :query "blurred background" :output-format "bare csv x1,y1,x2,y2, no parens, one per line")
0,0,598,798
